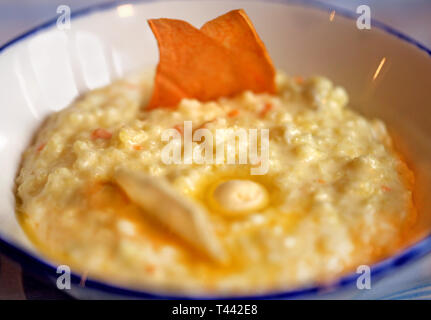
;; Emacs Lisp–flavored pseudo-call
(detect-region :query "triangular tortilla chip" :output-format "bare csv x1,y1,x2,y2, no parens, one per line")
147,9,275,109
115,168,227,262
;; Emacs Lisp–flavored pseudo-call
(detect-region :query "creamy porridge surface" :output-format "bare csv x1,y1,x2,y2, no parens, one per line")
16,72,415,294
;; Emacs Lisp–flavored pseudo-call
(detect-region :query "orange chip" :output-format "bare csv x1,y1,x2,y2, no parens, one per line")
147,9,275,109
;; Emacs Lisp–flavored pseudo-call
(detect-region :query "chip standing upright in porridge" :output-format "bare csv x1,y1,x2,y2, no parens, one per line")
15,10,416,295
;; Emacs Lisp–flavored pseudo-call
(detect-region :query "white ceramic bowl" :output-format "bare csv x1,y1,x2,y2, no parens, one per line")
1,0,431,299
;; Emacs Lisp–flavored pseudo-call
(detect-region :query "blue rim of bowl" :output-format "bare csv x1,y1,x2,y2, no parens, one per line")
1,0,431,299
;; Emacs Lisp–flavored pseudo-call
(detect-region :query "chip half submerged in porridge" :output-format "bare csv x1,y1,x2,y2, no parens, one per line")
15,10,415,295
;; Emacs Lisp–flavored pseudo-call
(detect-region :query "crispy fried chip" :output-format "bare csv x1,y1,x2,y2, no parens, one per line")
147,9,275,109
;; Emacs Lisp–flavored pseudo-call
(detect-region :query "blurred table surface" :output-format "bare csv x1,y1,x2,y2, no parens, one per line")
0,0,430,300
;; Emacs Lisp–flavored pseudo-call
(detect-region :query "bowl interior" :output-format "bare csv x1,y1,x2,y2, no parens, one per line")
1,0,431,294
